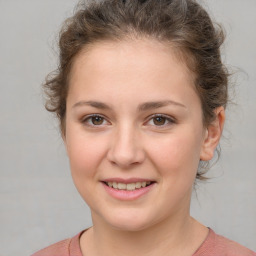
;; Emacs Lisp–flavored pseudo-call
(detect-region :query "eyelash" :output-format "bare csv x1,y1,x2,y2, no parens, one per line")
81,114,176,128
81,114,109,127
146,114,176,128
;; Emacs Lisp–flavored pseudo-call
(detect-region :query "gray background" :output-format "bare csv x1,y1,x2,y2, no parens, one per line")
0,0,255,255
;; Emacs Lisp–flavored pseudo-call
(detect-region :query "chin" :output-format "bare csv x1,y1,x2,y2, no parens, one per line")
110,221,151,232
92,207,152,232
98,209,155,232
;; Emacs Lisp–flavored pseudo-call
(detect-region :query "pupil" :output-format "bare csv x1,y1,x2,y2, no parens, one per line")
92,116,103,125
153,117,165,125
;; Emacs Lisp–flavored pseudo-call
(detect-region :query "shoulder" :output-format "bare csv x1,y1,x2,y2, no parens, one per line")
31,230,84,256
216,234,256,256
194,229,256,256
31,238,71,256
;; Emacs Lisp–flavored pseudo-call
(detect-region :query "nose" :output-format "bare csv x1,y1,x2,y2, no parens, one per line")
107,124,145,169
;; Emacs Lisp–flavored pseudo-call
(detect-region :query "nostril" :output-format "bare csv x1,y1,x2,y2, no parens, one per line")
106,131,146,168
108,153,142,168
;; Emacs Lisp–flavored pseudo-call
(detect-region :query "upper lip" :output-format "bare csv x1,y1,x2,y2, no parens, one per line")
102,178,155,184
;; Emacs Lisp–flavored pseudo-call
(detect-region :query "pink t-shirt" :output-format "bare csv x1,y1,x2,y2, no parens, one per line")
32,229,256,256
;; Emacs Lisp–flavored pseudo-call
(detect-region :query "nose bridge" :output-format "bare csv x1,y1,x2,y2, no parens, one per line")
107,121,144,168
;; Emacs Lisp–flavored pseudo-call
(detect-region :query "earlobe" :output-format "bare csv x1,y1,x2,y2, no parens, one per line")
200,106,225,161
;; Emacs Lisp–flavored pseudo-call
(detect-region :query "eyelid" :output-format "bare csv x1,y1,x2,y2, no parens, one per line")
80,113,176,128
81,114,110,126
145,114,176,127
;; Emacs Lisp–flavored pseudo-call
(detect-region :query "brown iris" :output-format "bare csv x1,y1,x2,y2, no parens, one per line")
91,116,104,125
153,116,166,126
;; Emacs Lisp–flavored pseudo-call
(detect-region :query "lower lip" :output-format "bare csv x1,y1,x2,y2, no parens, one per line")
102,182,155,201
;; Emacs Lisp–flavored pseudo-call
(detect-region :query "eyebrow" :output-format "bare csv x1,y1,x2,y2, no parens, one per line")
138,100,186,111
72,101,111,110
72,100,186,111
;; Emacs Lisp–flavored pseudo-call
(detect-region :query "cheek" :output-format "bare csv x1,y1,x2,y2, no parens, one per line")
147,130,202,178
65,129,110,205
65,128,107,180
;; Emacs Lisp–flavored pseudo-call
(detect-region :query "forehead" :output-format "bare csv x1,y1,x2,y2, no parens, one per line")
67,39,198,106
70,38,194,83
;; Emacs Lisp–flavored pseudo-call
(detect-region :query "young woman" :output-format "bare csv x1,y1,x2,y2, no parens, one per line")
32,0,256,255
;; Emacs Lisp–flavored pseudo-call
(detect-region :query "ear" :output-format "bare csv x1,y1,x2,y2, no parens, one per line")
61,130,69,156
200,106,225,161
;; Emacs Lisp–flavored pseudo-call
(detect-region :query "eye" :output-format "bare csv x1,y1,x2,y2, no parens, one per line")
146,114,175,127
82,114,109,126
152,116,167,126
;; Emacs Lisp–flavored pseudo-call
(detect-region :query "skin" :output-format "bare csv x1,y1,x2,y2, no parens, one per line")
64,38,225,256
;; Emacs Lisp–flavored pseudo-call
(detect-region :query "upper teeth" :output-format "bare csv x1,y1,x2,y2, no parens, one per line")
107,181,151,190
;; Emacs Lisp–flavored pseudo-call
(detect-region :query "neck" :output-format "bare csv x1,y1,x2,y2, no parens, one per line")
81,213,208,256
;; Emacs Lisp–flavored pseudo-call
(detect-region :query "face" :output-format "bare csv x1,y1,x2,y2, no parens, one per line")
64,39,211,231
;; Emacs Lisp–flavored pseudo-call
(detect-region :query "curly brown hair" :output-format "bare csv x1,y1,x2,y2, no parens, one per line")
43,0,229,179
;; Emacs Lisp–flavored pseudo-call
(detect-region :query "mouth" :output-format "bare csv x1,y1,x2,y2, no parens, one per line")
103,181,155,191
101,178,156,200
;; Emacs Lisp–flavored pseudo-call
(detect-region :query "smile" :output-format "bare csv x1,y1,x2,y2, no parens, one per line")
101,179,156,201
104,181,153,191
